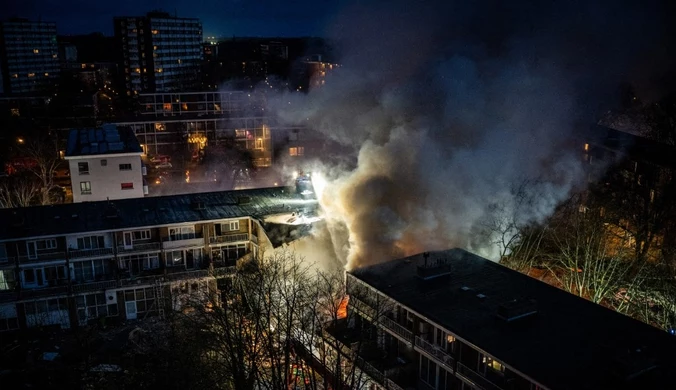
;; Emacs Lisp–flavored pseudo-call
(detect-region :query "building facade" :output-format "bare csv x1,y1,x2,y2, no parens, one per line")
0,187,303,332
114,12,203,95
115,91,273,167
335,249,676,390
0,18,60,95
65,124,147,202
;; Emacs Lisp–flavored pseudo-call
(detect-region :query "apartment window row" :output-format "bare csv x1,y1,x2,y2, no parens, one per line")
76,293,118,324
72,259,112,283
124,288,156,315
79,161,134,173
79,181,135,194
22,265,67,288
118,253,160,275
215,221,239,235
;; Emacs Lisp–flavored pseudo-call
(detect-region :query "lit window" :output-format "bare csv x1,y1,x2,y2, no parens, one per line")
163,103,172,112
101,159,107,166
446,334,456,343
156,68,163,73
27,73,35,78
44,72,49,77
255,138,263,149
153,45,157,50
289,146,304,157
134,68,140,73
80,181,91,195
121,183,134,190
119,163,132,171
584,143,589,151
152,29,159,35
33,49,39,54
177,59,182,64
155,123,166,131
81,63,87,69
482,356,505,373
11,74,18,78
52,54,57,59
235,129,246,138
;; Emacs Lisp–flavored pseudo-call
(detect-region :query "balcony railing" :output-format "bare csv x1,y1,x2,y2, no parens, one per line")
456,363,503,390
72,279,118,293
162,233,204,250
350,296,376,319
117,242,161,254
211,266,236,278
380,316,414,345
17,251,66,263
354,356,406,390
209,233,249,245
68,247,114,259
415,336,455,370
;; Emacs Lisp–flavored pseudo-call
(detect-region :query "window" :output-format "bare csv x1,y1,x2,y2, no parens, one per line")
72,259,111,282
420,355,437,386
235,129,247,138
216,243,247,262
132,230,151,240
217,221,239,235
121,182,134,190
23,298,69,328
289,146,304,157
124,288,156,314
80,181,91,195
118,254,160,275
0,303,19,331
166,250,184,267
34,239,57,250
168,226,195,241
255,138,263,149
119,163,132,171
482,355,505,374
100,159,107,166
77,235,105,250
78,162,89,175
155,122,166,131
76,293,118,325
0,270,15,291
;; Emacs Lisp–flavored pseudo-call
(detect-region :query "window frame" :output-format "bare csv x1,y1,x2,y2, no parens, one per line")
119,163,132,171
80,181,91,195
78,162,90,175
121,182,134,190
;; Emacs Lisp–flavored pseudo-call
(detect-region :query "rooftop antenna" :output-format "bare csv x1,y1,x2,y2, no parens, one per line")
423,252,429,267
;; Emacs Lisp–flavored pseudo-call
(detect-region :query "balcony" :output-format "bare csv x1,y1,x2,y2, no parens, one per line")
414,336,455,370
211,266,236,278
354,356,407,390
380,316,414,345
208,233,249,245
68,247,114,259
162,233,204,250
71,279,118,293
117,242,161,254
349,296,376,319
456,363,503,390
17,251,66,263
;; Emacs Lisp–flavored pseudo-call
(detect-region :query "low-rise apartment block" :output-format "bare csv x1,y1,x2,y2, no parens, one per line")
333,249,676,390
0,186,312,332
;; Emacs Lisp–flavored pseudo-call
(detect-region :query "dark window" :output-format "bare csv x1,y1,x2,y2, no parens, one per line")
78,162,89,175
100,159,107,166
119,163,132,171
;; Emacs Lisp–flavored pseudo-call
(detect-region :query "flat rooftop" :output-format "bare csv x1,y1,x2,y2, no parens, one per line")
65,124,142,157
349,249,676,390
0,187,318,241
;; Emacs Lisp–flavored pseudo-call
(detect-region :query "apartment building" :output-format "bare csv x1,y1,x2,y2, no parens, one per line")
0,18,60,95
65,124,148,202
335,249,676,390
0,186,311,332
115,90,273,167
114,12,202,94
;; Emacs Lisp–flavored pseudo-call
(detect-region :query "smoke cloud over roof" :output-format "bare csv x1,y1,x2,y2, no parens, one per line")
267,0,676,269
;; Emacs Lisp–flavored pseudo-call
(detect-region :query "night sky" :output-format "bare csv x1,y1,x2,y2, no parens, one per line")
1,0,350,37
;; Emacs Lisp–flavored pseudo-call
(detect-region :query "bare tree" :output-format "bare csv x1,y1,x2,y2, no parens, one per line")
0,178,42,208
16,135,61,205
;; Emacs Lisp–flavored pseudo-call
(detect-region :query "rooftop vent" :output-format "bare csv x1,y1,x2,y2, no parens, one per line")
497,299,538,322
191,201,206,211
460,286,471,291
71,214,78,219
477,294,486,299
416,252,452,280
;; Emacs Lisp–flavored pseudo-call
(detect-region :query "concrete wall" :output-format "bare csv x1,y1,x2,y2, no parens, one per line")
69,154,144,203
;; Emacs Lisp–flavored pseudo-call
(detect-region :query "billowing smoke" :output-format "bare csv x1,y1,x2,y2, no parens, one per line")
266,0,675,269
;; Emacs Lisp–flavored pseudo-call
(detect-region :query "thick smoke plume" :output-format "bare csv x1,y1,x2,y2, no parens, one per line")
267,0,675,269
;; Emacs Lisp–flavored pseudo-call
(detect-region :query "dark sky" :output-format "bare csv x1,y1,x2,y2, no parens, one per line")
1,0,349,37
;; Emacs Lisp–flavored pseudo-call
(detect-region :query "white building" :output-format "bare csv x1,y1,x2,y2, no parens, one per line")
65,124,147,203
